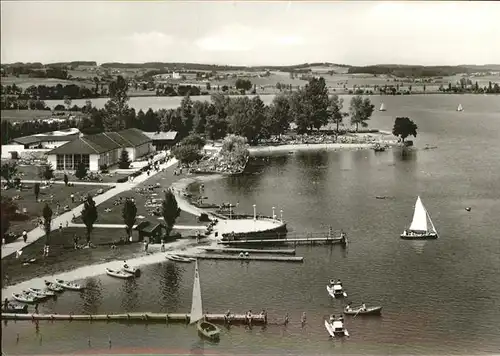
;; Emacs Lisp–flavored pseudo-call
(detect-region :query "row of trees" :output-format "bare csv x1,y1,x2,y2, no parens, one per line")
1,83,100,103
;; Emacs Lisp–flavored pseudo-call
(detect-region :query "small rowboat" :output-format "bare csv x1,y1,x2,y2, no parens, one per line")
324,319,349,337
2,304,29,314
106,268,135,279
123,264,141,277
44,280,64,292
55,279,84,291
12,293,39,304
166,254,195,263
28,288,56,298
197,320,221,342
344,306,382,316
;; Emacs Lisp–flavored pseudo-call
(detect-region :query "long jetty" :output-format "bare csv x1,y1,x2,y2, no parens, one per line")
202,247,296,255
178,254,303,263
0,312,266,325
219,236,347,246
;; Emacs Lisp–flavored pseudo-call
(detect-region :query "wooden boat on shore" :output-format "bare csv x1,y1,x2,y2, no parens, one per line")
28,288,56,298
326,281,347,298
191,260,221,342
44,280,64,292
55,279,84,291
324,318,349,337
106,268,135,279
343,306,382,316
166,254,195,263
2,303,29,314
400,196,439,240
12,293,39,304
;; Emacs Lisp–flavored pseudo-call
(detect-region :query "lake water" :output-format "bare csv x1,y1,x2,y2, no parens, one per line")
3,95,500,355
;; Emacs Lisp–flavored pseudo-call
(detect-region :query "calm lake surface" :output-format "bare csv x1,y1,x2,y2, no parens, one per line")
3,95,500,355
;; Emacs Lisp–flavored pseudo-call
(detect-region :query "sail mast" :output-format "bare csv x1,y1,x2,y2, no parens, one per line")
190,260,203,324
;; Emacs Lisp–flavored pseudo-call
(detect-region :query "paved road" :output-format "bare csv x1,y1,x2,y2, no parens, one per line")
1,156,179,259
20,180,117,186
69,223,207,230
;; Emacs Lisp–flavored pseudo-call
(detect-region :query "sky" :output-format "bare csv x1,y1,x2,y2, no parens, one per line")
1,1,500,66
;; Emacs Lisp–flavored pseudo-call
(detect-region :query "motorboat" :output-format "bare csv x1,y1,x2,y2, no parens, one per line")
326,280,347,298
106,268,135,279
324,318,349,337
54,279,84,291
343,305,382,316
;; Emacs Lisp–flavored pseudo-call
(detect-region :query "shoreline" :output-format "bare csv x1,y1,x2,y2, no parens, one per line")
249,141,398,155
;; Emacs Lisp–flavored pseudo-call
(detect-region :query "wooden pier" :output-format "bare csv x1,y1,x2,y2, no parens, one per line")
0,312,266,325
218,236,347,246
202,247,296,255
178,254,303,263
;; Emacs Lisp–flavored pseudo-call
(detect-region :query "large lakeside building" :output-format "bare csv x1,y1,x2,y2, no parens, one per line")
46,128,153,172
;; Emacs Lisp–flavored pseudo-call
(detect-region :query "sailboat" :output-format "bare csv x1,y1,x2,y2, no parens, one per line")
400,196,439,240
190,260,221,342
379,103,386,111
457,104,463,112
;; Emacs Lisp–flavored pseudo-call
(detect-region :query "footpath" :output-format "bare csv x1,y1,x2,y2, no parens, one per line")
1,156,179,259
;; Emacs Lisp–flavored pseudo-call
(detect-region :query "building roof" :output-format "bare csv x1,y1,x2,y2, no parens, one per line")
47,128,152,155
11,129,80,145
134,221,164,234
143,131,178,141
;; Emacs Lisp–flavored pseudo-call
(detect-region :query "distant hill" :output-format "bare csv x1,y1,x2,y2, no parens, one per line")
347,64,500,77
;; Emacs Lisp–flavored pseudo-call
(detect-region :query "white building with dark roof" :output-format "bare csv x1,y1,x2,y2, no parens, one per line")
46,128,153,172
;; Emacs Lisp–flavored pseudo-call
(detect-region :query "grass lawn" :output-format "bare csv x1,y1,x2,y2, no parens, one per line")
74,165,204,227
3,183,113,235
1,227,144,287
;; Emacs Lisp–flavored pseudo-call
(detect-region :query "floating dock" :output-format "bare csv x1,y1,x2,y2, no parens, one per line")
201,247,296,255
0,312,266,325
178,254,303,263
218,236,346,246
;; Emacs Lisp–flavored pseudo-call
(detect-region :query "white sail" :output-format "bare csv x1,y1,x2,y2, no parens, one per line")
409,196,428,232
457,104,463,111
190,260,203,324
379,103,386,111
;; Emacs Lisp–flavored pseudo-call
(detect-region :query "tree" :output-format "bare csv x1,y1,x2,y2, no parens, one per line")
328,95,348,132
103,76,129,131
75,162,88,179
235,79,252,91
172,145,203,164
304,77,330,130
162,189,180,238
42,203,53,247
1,162,17,184
264,94,292,137
64,96,72,111
349,95,374,131
118,149,131,169
205,114,228,140
179,134,206,149
34,183,40,202
392,117,418,142
227,96,263,144
180,95,194,135
81,195,98,243
39,163,54,180
0,200,11,241
63,174,69,186
122,198,137,239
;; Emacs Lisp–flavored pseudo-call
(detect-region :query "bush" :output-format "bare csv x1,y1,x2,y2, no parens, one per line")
100,164,109,173
116,176,128,183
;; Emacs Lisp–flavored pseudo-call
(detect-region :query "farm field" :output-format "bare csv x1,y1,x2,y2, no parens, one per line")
0,109,82,122
1,76,96,89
